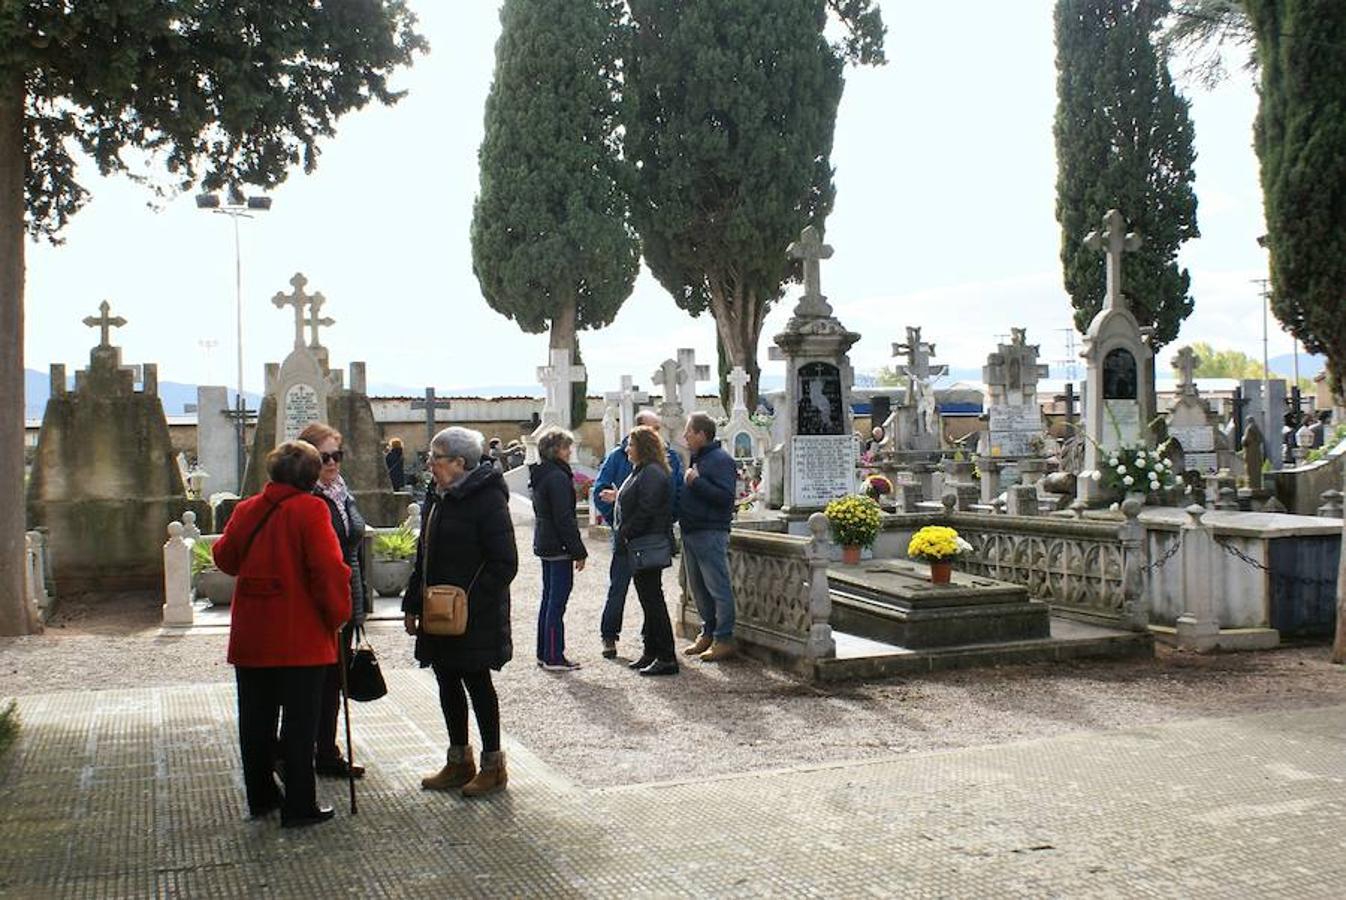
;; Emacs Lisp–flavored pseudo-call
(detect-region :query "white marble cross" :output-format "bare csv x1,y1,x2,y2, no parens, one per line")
273,272,318,350
1173,345,1200,395
537,348,586,428
728,366,752,414
304,292,334,349
1083,209,1143,313
675,348,711,414
786,225,834,317
603,374,649,436
652,358,685,413
83,300,126,348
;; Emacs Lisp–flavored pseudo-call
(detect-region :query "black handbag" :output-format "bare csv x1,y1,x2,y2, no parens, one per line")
628,533,673,571
346,627,388,702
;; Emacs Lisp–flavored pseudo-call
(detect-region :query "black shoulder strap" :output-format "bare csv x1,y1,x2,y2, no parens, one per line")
236,494,296,565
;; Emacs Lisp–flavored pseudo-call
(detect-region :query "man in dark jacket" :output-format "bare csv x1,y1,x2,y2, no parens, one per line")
593,409,683,658
679,412,739,661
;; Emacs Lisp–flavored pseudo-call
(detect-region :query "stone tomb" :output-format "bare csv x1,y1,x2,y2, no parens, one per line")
1165,346,1227,475
828,560,1050,649
983,328,1049,458
770,226,862,511
886,326,948,454
27,301,208,595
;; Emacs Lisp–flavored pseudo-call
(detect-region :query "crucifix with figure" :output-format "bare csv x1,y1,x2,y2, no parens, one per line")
1083,209,1142,314
84,300,126,348
786,225,834,317
273,272,319,350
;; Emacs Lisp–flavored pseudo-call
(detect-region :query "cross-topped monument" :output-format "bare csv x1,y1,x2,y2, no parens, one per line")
83,300,126,349
675,348,711,414
1173,345,1200,396
537,348,586,429
410,387,453,447
1083,209,1142,313
603,375,649,436
786,224,834,317
272,272,321,350
728,366,752,414
652,358,685,415
892,326,948,385
305,293,335,350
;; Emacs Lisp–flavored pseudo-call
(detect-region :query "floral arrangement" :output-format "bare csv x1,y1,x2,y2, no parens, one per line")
824,494,883,548
907,526,972,563
1079,444,1176,495
572,471,594,501
863,474,892,500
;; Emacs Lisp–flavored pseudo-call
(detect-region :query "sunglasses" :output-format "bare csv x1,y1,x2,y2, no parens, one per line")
320,451,344,465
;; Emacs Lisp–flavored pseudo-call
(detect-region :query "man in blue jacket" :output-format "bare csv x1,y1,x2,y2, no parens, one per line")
679,412,739,661
593,409,682,659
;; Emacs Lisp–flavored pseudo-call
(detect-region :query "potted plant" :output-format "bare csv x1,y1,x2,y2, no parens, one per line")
370,525,418,597
863,474,893,502
1079,442,1176,504
824,494,883,565
572,471,594,502
907,525,972,584
191,539,235,606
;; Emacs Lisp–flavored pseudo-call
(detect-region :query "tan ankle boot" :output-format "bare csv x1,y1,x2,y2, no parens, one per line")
421,746,476,791
699,639,737,662
683,635,713,656
461,750,507,797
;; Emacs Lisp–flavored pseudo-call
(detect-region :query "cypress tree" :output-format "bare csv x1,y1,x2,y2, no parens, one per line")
471,0,639,428
624,0,884,411
1054,0,1200,348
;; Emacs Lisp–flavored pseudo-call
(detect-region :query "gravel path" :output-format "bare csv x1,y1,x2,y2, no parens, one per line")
4,522,1344,787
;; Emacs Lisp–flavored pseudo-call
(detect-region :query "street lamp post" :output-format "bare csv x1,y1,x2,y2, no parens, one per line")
196,192,271,491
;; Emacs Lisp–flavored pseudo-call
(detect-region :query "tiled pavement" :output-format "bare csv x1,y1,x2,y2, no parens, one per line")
2,671,1343,898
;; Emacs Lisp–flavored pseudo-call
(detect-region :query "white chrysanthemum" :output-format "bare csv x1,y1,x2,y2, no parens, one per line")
1123,475,1135,486
1090,470,1102,482
1117,465,1127,474
1109,457,1119,467
1136,458,1147,468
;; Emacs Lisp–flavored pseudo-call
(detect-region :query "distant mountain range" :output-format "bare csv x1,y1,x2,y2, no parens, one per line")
25,368,261,419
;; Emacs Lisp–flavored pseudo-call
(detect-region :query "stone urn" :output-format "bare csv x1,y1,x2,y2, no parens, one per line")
194,570,236,607
369,557,414,598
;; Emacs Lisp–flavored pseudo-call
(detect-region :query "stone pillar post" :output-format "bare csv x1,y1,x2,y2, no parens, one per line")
894,482,923,513
180,510,202,540
162,521,194,627
804,513,836,659
1175,504,1219,650
1317,489,1343,518
978,457,1002,505
1117,498,1148,632
23,532,46,623
1007,484,1039,517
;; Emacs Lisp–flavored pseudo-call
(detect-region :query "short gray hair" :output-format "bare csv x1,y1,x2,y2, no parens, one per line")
536,426,574,461
634,409,661,427
431,426,484,469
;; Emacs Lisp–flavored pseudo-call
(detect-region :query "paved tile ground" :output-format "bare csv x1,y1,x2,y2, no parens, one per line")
2,671,1343,898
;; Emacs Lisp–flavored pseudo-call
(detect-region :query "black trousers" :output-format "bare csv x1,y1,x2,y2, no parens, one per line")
316,624,354,763
432,663,500,753
236,665,325,818
633,567,675,662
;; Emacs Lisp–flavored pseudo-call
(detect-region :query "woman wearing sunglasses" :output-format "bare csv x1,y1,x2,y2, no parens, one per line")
298,422,370,781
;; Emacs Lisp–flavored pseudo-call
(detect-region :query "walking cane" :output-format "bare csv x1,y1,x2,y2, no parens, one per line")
337,630,358,815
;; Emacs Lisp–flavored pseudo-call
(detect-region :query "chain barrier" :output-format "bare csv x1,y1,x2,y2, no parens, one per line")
1213,537,1334,589
1141,533,1183,573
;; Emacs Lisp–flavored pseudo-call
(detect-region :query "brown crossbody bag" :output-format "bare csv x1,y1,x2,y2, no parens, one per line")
419,505,486,636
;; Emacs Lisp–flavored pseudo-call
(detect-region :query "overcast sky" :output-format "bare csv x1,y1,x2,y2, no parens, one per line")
24,1,1279,397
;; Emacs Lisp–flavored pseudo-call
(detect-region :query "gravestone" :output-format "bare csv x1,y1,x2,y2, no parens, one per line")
537,348,586,430
722,366,771,460
1078,210,1156,502
652,357,690,462
27,301,207,595
983,327,1049,458
603,375,648,439
1239,378,1288,470
601,401,619,453
1165,346,1225,475
195,385,238,495
770,225,861,511
886,327,947,452
675,348,710,416
239,274,406,525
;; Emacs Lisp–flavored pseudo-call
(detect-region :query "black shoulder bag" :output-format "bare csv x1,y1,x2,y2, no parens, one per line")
346,626,388,702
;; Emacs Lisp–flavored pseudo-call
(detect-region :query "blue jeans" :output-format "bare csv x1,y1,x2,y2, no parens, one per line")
599,536,633,641
682,529,735,640
537,559,574,664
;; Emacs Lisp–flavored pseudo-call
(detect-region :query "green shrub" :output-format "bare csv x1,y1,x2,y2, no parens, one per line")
0,701,18,760
374,525,418,561
191,539,215,577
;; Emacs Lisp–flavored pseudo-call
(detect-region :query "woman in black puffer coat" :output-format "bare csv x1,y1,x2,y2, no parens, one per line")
403,426,518,797
528,427,588,671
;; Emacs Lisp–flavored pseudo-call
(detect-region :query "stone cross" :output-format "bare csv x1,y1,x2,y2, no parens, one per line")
304,293,334,349
652,358,685,414
83,300,126,349
787,225,834,317
537,348,586,428
410,387,453,448
892,326,948,384
273,272,318,350
675,348,711,414
1173,346,1200,396
728,366,752,414
1083,209,1142,314
604,375,648,436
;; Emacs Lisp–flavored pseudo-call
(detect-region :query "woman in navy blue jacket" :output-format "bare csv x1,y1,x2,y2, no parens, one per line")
528,427,588,670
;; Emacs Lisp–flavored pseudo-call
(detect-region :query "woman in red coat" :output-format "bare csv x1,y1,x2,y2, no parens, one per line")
213,440,352,828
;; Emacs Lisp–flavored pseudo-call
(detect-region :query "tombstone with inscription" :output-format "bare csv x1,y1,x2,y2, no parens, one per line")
27,301,208,595
1078,210,1156,502
983,328,1049,458
1165,346,1229,476
239,273,406,524
769,226,862,511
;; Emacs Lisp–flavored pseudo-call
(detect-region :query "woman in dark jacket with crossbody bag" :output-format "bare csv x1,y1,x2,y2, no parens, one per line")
298,422,369,780
528,426,587,671
403,426,519,797
616,425,679,677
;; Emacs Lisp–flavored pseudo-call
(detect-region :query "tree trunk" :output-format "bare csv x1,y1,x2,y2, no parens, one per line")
708,280,764,414
548,297,579,429
0,68,37,635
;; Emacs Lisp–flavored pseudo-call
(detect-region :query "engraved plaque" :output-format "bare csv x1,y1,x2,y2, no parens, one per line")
790,435,859,507
795,362,844,436
283,383,321,442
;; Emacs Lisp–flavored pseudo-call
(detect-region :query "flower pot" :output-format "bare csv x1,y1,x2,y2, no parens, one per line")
842,544,862,565
194,570,236,607
929,560,952,585
370,557,414,598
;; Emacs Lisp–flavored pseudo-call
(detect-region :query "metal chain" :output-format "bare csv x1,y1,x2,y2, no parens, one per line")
1141,533,1184,573
1213,537,1333,588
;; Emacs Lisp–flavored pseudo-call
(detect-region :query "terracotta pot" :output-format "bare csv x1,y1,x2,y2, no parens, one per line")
929,560,953,585
842,544,862,565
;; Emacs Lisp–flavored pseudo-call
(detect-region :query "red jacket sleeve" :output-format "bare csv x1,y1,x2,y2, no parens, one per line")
299,497,353,631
